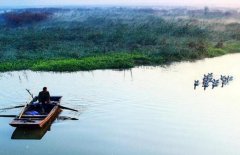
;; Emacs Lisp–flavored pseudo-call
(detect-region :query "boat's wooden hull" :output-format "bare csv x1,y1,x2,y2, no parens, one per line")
10,107,61,128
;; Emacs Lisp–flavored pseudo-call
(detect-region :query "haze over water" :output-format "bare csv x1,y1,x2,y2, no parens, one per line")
1,0,240,8
0,54,239,155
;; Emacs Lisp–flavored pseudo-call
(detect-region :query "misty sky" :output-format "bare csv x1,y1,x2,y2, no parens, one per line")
1,0,240,7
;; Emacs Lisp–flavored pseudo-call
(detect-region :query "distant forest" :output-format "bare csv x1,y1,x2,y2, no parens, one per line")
0,7,240,65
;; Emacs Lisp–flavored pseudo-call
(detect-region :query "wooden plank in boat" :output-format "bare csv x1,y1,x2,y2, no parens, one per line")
21,115,48,118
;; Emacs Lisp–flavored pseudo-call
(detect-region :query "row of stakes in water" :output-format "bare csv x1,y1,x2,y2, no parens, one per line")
194,73,233,90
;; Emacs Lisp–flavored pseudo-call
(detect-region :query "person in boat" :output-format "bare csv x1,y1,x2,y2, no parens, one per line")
38,87,51,114
38,87,50,104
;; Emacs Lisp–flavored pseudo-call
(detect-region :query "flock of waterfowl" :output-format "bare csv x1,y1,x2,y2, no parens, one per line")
194,73,233,90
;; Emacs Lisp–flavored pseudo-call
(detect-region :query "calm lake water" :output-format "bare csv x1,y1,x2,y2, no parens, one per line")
1,54,240,155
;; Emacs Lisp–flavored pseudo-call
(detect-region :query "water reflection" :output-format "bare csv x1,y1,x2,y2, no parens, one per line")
11,121,52,140
11,115,79,140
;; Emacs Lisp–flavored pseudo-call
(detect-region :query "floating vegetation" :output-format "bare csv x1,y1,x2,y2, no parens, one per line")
0,53,163,72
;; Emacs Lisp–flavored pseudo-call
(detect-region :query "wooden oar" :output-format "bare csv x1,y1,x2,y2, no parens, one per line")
26,89,34,99
0,105,25,110
18,104,28,119
59,105,78,112
0,115,79,120
0,115,17,118
57,116,79,120
1,105,78,112
1,104,78,112
0,89,33,111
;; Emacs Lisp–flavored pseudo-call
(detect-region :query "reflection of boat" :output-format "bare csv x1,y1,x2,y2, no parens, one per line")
10,96,62,128
11,121,52,140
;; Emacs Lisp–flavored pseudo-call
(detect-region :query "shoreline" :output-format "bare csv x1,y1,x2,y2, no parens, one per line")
0,49,237,72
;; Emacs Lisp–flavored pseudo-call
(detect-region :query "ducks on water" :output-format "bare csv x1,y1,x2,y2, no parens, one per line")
194,73,233,90
194,80,199,89
212,79,219,89
220,75,233,87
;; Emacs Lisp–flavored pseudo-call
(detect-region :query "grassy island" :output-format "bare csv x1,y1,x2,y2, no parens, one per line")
0,7,240,72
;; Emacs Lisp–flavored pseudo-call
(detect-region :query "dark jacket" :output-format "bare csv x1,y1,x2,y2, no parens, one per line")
38,91,50,103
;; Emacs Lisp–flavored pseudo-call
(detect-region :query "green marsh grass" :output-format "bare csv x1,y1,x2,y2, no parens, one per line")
1,8,240,72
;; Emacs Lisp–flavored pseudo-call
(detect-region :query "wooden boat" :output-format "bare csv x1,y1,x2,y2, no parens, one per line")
10,96,62,128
